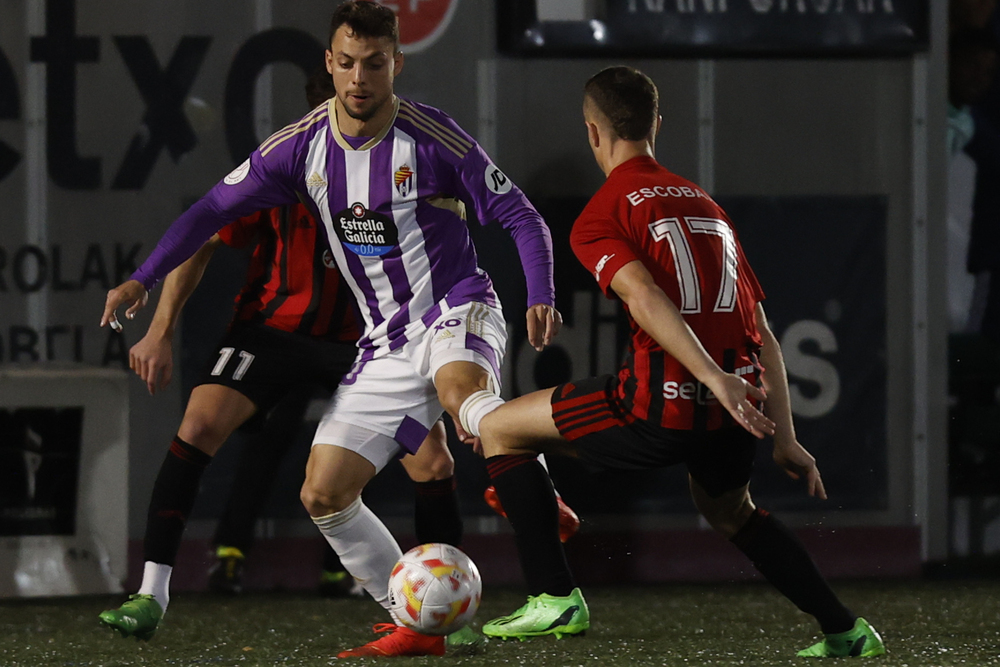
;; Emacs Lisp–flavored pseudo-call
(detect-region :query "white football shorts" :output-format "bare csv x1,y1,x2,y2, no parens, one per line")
311,301,507,472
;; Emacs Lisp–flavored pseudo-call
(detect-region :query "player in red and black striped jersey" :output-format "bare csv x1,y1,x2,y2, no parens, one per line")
570,166,765,433
474,67,885,658
98,69,465,644
222,203,360,343
185,206,361,416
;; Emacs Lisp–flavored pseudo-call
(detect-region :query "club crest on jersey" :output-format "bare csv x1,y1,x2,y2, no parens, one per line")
394,164,414,197
333,202,399,257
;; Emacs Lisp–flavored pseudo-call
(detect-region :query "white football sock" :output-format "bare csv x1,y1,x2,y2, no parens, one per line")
312,497,402,615
458,389,505,437
137,561,172,612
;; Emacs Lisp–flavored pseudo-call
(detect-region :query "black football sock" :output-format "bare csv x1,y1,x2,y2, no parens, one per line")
144,436,212,566
486,454,574,597
213,435,282,553
731,508,856,635
414,476,463,547
212,391,307,553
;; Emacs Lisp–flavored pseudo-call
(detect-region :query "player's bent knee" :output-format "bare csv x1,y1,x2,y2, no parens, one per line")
690,482,754,539
701,498,755,539
478,418,501,453
436,386,466,419
402,458,454,483
422,452,455,480
479,417,524,457
300,482,359,517
176,417,231,454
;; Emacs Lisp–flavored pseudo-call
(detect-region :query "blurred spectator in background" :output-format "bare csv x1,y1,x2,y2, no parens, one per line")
963,26,1000,342
947,28,998,334
947,4,1000,561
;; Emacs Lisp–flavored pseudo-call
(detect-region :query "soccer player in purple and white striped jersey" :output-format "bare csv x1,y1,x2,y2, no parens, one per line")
101,1,561,657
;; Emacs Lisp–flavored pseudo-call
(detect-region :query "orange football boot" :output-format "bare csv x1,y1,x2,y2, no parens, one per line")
336,623,445,658
483,486,580,542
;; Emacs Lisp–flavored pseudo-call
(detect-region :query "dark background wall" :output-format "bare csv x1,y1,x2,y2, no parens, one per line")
0,0,948,557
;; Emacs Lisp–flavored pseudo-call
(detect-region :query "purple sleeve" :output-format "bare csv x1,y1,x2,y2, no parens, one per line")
131,149,300,291
453,144,555,308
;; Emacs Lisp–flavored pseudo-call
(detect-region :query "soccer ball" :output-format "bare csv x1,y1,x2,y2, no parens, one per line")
387,543,482,636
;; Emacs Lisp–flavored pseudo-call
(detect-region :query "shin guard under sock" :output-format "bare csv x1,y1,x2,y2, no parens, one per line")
486,454,574,597
144,436,212,567
414,477,463,547
312,498,403,612
321,544,348,574
731,508,856,634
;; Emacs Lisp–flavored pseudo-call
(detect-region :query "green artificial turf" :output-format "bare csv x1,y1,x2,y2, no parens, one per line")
1,581,998,666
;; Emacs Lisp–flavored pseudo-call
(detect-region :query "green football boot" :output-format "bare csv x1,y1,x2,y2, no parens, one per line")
98,594,164,641
446,625,487,653
207,546,245,595
797,617,886,658
483,587,589,640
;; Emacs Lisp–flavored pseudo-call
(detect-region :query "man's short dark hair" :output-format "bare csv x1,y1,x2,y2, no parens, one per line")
584,67,658,141
329,1,399,50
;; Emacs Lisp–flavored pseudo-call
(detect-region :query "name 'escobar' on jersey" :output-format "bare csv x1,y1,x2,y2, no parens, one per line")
626,185,710,206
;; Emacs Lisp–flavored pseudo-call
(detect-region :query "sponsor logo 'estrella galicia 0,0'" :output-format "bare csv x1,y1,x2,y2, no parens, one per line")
333,203,399,257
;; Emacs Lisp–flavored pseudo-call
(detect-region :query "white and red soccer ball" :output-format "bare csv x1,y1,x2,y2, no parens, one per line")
387,543,482,636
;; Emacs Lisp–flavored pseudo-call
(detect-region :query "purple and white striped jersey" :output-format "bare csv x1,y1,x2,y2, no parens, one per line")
132,96,555,352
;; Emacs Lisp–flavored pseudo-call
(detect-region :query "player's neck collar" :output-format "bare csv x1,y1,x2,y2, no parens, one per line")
610,154,657,176
329,96,400,152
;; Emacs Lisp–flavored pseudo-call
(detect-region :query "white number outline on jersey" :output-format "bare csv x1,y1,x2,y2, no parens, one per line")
233,351,255,380
648,216,738,314
209,347,256,380
211,348,235,376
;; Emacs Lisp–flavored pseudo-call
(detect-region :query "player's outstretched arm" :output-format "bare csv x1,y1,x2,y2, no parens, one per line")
609,260,775,439
755,302,827,500
129,235,223,395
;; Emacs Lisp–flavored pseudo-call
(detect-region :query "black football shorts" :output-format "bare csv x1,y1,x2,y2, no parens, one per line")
551,375,757,498
195,323,357,417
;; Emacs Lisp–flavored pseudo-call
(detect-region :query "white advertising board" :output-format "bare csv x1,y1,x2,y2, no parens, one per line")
0,366,128,597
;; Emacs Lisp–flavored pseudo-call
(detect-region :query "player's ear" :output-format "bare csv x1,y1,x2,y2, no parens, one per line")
655,114,662,136
393,50,404,76
586,121,600,149
325,50,335,75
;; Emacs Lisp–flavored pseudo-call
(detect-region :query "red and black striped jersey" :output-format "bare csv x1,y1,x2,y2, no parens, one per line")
570,156,765,431
219,203,359,343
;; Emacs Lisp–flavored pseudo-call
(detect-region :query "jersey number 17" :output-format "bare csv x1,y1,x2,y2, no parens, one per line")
648,216,738,315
